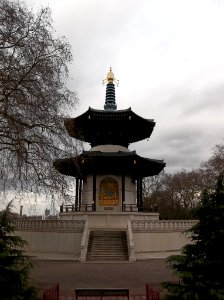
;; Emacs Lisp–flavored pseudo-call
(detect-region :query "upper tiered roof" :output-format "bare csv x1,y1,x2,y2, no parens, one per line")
64,68,155,147
64,107,155,148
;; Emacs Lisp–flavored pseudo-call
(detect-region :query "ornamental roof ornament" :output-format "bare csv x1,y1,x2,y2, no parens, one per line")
103,67,119,86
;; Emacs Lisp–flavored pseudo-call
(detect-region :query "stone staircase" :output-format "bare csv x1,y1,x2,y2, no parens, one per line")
86,230,129,261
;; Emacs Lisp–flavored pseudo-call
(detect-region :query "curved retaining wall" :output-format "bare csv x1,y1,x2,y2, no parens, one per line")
15,219,197,260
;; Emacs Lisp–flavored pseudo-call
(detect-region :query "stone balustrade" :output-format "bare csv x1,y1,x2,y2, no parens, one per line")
131,220,198,231
14,219,85,232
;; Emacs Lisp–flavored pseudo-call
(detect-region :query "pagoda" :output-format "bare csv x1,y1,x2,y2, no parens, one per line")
54,68,165,213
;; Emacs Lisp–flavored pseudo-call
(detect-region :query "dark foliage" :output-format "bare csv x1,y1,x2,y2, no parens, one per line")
0,202,38,299
163,172,224,299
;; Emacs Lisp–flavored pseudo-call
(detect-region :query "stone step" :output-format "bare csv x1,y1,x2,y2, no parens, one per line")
86,230,129,261
87,253,128,257
90,247,125,250
92,240,127,246
89,246,126,249
87,257,128,261
89,238,126,240
87,258,128,260
86,253,129,258
87,249,127,253
88,231,127,237
88,248,126,252
91,247,126,249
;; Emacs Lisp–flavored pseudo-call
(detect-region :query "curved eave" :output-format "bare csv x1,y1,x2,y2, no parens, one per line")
64,107,155,146
53,151,166,179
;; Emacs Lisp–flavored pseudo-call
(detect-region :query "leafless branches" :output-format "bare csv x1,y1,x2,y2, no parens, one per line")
0,1,80,198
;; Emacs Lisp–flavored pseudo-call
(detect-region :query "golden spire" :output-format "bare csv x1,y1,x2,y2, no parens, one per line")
103,67,119,86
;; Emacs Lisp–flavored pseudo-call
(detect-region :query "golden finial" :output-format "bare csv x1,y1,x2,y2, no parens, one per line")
103,67,119,86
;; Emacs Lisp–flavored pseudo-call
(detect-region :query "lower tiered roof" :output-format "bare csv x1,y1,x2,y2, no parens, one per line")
53,150,165,179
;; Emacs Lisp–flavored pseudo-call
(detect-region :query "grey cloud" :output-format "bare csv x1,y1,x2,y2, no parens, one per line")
164,82,224,117
186,83,224,114
131,118,222,174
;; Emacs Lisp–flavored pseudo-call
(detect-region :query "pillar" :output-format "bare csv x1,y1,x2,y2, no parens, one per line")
122,174,125,211
75,178,79,211
78,179,82,208
136,178,143,210
136,179,140,208
139,177,143,209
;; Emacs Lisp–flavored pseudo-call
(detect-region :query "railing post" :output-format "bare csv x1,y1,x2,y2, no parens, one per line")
79,220,89,262
127,220,136,261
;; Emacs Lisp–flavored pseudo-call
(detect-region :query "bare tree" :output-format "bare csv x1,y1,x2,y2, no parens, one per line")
142,171,165,208
200,141,224,188
0,1,79,200
162,170,202,209
143,170,204,219
143,141,224,219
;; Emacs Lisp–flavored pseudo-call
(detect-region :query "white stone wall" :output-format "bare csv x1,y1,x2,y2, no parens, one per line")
131,220,197,259
17,230,82,259
133,231,191,259
14,220,84,260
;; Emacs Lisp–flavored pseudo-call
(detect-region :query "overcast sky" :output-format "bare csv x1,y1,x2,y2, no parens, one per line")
24,0,224,174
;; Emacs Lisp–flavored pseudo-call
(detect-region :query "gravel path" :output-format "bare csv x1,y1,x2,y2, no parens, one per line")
30,259,177,294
